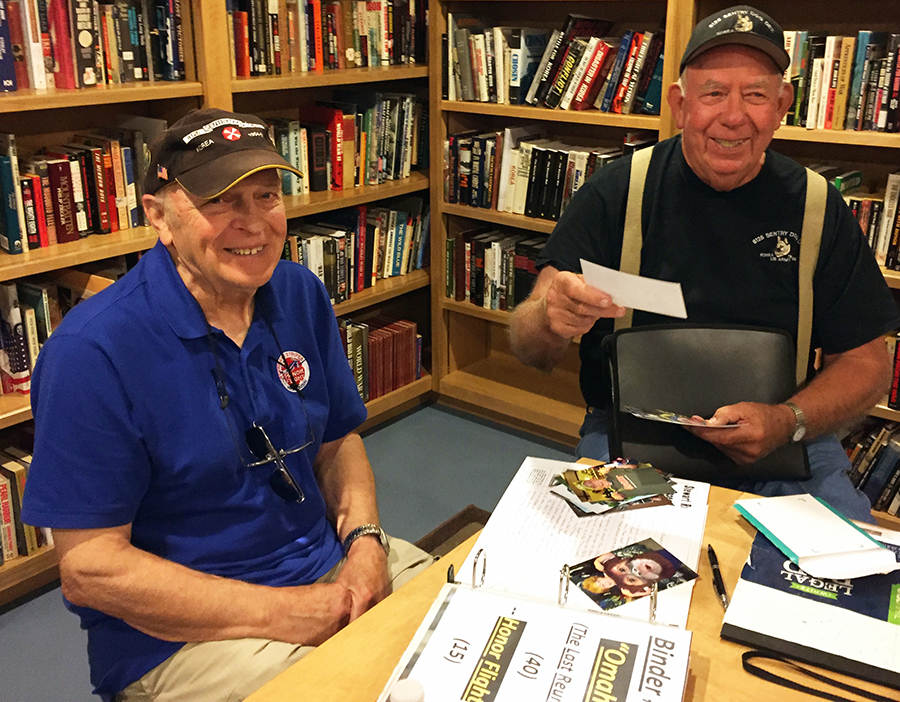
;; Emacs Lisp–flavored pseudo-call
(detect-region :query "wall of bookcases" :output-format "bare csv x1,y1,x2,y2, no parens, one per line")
3,0,900,606
427,0,900,475
0,0,434,606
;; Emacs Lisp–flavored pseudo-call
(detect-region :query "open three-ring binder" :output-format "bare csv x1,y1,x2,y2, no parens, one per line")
376,457,710,702
376,560,691,702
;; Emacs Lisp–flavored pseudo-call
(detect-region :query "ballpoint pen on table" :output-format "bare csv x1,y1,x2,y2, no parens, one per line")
707,543,729,609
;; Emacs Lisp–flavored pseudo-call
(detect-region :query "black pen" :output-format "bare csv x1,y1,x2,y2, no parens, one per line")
707,544,729,609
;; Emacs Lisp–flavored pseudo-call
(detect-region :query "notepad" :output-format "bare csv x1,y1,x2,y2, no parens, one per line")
734,494,900,580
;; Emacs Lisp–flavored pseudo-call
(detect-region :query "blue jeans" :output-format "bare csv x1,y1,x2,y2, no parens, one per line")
576,409,874,523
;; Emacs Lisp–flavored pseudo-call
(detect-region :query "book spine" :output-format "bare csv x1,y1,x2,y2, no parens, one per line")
47,0,77,88
601,31,634,113
73,0,100,85
46,160,78,242
0,2,17,92
19,176,40,249
0,478,17,561
7,0,29,89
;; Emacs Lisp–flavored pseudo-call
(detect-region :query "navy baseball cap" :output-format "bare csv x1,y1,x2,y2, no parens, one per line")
144,108,302,199
679,5,790,75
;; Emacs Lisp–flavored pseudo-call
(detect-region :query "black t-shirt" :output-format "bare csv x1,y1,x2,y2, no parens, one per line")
538,135,900,409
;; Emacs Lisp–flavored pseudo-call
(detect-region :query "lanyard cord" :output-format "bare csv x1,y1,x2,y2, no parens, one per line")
742,651,896,702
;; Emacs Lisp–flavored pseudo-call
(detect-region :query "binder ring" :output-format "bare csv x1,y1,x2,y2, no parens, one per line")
472,548,486,588
559,564,570,605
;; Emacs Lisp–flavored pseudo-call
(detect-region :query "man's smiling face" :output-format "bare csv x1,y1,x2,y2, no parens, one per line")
668,44,794,192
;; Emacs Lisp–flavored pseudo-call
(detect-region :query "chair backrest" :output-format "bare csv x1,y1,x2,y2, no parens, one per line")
604,324,810,482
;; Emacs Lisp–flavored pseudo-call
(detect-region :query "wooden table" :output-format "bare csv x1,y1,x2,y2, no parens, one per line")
247,485,899,702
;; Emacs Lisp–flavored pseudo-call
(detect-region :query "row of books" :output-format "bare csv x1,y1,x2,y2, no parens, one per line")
823,168,900,270
443,127,654,223
0,117,165,255
337,314,421,402
445,227,547,312
0,446,51,565
0,261,126,396
0,0,187,92
227,0,427,77
842,417,900,516
784,31,900,133
268,92,427,195
282,195,430,303
444,12,664,115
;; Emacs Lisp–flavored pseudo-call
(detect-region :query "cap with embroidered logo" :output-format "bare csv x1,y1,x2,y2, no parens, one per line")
144,108,303,199
679,5,790,75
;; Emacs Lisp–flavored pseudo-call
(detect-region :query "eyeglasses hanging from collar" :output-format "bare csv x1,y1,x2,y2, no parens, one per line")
207,325,315,503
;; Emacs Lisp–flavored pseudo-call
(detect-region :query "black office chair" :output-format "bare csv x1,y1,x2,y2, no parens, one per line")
603,324,810,483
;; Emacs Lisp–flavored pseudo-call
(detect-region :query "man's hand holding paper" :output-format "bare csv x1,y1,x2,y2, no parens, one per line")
580,259,687,319
543,269,625,338
687,401,797,465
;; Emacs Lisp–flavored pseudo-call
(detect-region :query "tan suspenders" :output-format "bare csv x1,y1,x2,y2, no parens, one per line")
614,145,827,387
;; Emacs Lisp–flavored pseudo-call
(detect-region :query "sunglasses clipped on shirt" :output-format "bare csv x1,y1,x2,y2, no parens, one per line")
208,324,315,504
244,420,312,503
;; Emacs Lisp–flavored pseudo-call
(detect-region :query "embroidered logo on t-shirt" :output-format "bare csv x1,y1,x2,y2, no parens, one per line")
752,230,799,262
275,351,310,392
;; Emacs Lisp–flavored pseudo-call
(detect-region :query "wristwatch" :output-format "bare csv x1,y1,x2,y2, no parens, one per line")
784,401,807,443
343,524,390,556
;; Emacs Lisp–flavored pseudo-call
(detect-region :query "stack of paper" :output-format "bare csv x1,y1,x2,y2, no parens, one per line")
549,459,676,515
734,494,900,579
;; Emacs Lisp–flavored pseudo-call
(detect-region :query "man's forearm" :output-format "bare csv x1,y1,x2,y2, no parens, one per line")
509,296,571,372
56,528,350,645
792,338,892,439
314,432,381,541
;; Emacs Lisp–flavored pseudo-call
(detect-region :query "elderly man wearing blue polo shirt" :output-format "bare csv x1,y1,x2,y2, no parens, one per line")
22,108,432,702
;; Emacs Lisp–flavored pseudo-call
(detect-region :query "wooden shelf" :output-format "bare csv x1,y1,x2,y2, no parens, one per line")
0,228,159,283
284,171,429,219
869,403,900,422
0,82,204,114
334,269,430,316
359,374,434,432
775,126,900,149
0,546,59,608
0,393,31,430
882,267,900,290
440,354,584,441
441,101,661,129
232,65,429,93
442,203,556,234
442,298,511,325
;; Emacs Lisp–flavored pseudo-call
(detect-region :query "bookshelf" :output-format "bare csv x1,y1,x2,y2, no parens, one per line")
0,0,435,604
428,0,900,508
430,0,681,445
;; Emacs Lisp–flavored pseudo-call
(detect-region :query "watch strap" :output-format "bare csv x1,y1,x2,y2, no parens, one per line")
343,524,390,555
784,401,806,443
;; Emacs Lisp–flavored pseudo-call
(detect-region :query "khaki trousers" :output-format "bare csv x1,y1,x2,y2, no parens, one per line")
117,537,434,702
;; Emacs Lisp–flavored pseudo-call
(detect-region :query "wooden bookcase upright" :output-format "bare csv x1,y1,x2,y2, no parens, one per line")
427,0,900,504
0,1,434,606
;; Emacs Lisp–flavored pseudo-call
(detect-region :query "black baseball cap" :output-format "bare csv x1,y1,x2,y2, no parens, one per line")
144,108,303,199
679,5,790,75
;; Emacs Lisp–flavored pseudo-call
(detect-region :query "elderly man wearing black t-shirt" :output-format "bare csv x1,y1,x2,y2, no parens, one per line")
509,5,900,522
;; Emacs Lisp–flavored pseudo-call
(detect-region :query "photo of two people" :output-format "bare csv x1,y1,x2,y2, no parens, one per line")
568,538,698,611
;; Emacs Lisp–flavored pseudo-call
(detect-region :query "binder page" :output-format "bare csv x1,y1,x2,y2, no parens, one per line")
459,457,709,628
378,584,692,702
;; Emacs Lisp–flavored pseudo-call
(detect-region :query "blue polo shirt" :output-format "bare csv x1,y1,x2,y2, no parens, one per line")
22,240,367,699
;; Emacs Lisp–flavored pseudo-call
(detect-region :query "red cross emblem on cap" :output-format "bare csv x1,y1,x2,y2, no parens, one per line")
222,127,241,141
